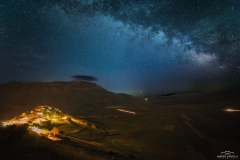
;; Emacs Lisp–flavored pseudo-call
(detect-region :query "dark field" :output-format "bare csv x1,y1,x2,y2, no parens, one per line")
1,90,240,159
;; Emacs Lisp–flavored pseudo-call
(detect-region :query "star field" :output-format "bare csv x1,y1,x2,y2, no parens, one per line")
0,0,240,95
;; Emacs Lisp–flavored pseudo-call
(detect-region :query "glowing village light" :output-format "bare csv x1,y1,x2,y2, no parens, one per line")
45,109,51,113
17,117,29,124
2,122,8,126
61,116,68,120
37,112,43,116
2,105,65,141
33,117,46,124
3,119,17,126
2,121,7,126
47,135,61,141
31,126,42,135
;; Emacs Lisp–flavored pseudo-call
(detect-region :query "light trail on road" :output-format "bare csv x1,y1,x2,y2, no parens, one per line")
116,109,136,114
225,109,240,112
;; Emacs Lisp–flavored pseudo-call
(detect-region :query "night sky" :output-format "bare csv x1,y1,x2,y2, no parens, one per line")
1,0,240,96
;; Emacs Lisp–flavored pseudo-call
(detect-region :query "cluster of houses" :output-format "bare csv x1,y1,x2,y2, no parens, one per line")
2,105,67,141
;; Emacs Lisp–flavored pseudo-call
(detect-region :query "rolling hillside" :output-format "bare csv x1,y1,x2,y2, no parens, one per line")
0,81,144,118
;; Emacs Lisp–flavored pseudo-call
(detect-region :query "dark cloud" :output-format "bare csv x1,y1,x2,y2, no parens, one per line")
72,75,98,81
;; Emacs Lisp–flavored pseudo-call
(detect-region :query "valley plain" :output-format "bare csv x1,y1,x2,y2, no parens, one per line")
77,90,240,159
0,82,240,159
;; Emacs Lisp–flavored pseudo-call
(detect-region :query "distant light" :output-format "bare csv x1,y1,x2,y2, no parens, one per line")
117,109,136,114
225,109,240,112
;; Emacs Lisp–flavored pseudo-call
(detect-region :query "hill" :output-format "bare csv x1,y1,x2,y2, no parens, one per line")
0,81,144,118
3,105,106,141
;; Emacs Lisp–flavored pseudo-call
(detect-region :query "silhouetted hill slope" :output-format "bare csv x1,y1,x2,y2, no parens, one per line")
0,81,144,115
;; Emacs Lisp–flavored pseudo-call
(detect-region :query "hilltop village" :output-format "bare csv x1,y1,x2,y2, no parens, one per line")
2,105,82,141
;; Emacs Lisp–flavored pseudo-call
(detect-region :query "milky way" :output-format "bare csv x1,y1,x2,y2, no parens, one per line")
1,0,240,95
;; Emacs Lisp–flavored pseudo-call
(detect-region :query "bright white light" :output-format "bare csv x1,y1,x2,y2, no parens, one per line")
225,109,240,112
33,118,45,124
117,109,136,114
31,126,42,135
2,119,17,126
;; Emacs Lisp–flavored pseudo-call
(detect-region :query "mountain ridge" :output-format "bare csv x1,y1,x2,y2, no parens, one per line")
0,81,144,117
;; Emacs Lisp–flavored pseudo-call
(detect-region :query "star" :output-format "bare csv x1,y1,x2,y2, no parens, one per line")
0,0,239,95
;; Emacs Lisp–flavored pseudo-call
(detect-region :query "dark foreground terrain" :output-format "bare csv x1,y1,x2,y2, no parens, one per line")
1,87,240,159
0,125,135,160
